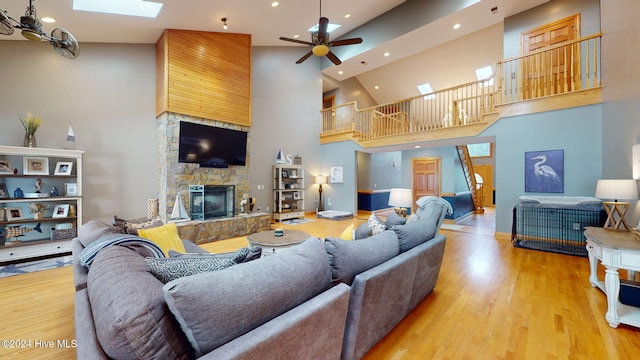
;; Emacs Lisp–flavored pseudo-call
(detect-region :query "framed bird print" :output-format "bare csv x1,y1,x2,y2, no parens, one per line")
525,149,564,193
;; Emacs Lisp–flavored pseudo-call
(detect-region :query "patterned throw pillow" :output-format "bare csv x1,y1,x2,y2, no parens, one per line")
367,213,386,235
145,255,241,283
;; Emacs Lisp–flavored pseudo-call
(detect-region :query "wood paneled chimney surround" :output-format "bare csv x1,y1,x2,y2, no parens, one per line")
155,29,252,127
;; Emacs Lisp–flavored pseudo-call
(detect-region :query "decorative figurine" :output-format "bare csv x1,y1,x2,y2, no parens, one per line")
34,178,43,193
50,186,59,197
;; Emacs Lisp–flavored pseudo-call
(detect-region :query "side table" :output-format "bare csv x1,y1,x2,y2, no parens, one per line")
584,226,640,328
247,229,310,257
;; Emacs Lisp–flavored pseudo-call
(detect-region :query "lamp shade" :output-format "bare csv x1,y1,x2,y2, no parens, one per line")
388,188,413,208
595,179,639,201
315,175,328,185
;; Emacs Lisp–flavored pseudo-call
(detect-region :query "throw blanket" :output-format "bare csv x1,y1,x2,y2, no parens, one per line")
79,234,165,269
416,196,453,215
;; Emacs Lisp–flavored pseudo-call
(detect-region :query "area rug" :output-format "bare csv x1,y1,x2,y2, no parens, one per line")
441,224,464,231
279,218,316,225
0,255,73,279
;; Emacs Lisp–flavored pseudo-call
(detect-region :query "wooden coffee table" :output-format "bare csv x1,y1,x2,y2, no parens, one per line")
247,229,310,256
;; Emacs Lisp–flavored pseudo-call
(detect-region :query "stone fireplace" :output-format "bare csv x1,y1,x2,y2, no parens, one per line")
156,112,250,222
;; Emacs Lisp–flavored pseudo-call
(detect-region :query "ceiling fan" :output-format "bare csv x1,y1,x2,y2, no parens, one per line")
279,0,363,65
0,0,80,59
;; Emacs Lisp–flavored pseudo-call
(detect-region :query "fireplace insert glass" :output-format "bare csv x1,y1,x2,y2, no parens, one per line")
189,185,235,220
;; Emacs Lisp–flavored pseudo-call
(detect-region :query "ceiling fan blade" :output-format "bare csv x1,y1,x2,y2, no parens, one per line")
279,36,313,46
326,51,342,65
296,51,314,64
329,38,363,47
317,17,329,41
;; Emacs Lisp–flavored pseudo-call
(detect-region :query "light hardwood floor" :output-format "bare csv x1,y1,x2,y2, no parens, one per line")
1,212,639,359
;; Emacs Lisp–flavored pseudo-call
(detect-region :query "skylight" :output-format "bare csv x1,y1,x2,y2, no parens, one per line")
73,0,163,18
475,65,494,86
417,83,435,100
308,23,341,33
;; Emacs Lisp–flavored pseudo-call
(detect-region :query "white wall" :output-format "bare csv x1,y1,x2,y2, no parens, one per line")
0,41,158,223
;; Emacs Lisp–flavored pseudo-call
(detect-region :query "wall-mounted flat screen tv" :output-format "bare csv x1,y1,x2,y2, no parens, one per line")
178,121,248,168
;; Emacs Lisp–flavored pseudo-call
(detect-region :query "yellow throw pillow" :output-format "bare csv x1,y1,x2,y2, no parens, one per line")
138,222,186,256
339,224,355,241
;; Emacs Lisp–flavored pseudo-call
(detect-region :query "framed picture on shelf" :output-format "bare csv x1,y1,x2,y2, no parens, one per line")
293,192,301,200
65,183,78,196
52,204,70,218
7,207,24,221
54,161,73,176
0,159,12,174
23,157,49,175
281,170,289,178
0,183,8,199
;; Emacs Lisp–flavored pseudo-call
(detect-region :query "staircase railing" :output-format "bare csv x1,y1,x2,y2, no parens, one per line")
320,33,602,140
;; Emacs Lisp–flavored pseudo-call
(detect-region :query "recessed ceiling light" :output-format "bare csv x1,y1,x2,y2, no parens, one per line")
384,52,390,57
453,23,461,30
374,85,379,90
414,145,421,149
293,34,300,38
41,17,55,23
344,14,351,19
272,2,280,7
338,70,344,75
73,0,163,18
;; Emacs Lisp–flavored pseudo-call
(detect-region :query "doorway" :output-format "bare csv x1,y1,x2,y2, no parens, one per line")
521,14,580,99
411,157,441,213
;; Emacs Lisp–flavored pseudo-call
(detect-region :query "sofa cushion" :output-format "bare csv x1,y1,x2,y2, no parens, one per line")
87,245,192,359
339,223,355,240
146,248,249,283
384,211,407,229
77,220,124,248
137,222,186,256
163,237,332,357
392,218,438,253
324,230,399,286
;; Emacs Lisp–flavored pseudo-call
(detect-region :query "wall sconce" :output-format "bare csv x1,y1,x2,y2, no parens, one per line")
595,179,639,231
388,188,412,217
315,175,328,212
221,17,228,30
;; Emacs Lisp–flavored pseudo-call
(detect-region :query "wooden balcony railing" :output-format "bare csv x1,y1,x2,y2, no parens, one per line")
321,33,602,142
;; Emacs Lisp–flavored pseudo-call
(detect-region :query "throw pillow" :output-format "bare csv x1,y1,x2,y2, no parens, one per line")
354,223,372,240
384,211,407,229
367,213,386,235
392,218,438,253
324,230,399,285
339,224,355,240
145,255,242,283
113,215,163,235
169,247,263,263
137,222,186,256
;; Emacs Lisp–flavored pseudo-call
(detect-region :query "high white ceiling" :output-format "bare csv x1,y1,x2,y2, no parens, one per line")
1,0,547,89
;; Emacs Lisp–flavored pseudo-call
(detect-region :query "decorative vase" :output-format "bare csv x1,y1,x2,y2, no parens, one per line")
23,133,37,148
34,212,44,220
13,187,24,198
50,187,59,197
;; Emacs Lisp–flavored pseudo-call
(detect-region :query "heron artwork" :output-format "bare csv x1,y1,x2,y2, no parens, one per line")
525,150,564,193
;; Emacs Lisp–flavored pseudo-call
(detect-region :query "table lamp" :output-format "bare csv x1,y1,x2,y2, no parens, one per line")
595,179,639,231
315,175,328,212
388,188,413,217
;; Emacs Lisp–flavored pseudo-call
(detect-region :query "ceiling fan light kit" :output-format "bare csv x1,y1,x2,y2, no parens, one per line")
0,0,80,59
279,0,362,65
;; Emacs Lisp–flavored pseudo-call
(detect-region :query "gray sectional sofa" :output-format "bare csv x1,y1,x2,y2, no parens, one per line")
72,197,449,360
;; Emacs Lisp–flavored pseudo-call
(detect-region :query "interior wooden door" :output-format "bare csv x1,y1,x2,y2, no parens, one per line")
521,14,580,99
412,158,441,212
473,164,494,207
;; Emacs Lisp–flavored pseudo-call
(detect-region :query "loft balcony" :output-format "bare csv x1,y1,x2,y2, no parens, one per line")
320,33,602,148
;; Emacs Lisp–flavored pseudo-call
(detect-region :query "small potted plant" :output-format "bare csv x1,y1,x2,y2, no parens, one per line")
20,112,44,148
27,202,49,220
